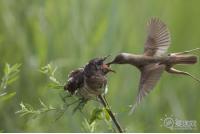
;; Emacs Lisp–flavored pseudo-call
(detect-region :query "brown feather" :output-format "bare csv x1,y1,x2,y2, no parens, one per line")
144,17,171,57
129,63,165,114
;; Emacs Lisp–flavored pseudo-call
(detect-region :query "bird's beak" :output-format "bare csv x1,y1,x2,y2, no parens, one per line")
106,60,114,66
102,64,116,73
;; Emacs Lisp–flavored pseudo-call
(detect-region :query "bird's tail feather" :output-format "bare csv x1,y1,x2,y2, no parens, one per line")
170,55,198,65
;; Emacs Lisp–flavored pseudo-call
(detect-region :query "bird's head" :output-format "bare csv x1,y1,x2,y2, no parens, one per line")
107,53,130,65
84,55,115,76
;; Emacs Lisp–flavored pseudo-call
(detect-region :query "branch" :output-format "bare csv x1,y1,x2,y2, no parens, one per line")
15,100,56,117
98,95,124,133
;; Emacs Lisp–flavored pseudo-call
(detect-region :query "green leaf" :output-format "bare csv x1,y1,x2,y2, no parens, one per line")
82,119,96,133
7,76,19,84
0,63,21,93
4,63,10,75
16,100,56,118
103,108,111,121
0,92,16,101
39,99,47,108
49,76,60,84
89,108,104,124
47,83,63,90
40,64,64,90
0,92,7,97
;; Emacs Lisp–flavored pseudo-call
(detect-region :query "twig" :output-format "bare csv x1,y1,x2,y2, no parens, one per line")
98,95,124,133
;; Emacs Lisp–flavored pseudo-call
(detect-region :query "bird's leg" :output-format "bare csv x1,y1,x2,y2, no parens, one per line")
166,67,200,83
170,48,200,55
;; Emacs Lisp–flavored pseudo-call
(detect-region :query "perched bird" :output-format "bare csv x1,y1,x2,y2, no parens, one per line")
64,56,124,132
64,55,115,100
107,18,200,114
64,57,124,133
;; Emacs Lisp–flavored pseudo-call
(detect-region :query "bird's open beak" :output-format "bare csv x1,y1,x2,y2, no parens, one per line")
101,55,115,72
106,61,114,66
102,64,116,73
106,58,117,66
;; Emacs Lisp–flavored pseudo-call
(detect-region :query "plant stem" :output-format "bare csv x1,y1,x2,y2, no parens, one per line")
98,95,124,133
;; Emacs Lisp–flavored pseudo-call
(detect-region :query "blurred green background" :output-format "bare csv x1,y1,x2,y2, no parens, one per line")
0,0,200,132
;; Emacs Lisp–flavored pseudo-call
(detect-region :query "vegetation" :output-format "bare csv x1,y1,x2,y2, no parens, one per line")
0,0,200,132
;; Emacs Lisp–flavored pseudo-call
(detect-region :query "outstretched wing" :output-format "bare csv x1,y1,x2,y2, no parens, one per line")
129,64,165,114
144,18,171,57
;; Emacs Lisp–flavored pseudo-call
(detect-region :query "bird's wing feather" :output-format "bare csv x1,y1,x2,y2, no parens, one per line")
129,64,165,114
144,17,171,57
64,68,84,94
68,68,84,78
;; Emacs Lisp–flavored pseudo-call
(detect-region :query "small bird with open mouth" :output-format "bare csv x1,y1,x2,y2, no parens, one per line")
107,17,200,114
64,55,115,101
64,56,124,133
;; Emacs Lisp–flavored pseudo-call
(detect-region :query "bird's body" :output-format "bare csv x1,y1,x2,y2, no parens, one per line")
107,18,200,113
76,71,108,99
114,53,197,68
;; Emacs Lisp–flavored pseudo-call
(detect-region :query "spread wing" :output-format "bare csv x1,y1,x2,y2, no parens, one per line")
129,64,165,114
144,18,171,57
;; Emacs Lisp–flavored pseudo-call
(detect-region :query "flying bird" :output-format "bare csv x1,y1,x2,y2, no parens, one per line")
107,18,200,114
